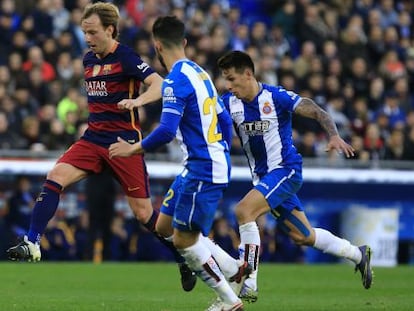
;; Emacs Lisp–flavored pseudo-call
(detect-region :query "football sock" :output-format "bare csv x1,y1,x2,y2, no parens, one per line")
313,228,362,263
142,208,159,232
239,222,260,290
143,209,185,264
179,239,240,305
27,180,63,244
201,235,238,279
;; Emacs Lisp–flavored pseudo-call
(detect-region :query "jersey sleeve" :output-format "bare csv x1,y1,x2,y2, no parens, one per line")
161,73,191,115
274,86,302,112
220,92,231,111
122,51,155,81
217,100,233,149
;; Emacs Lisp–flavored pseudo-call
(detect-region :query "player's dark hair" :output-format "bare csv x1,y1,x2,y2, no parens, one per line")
217,50,255,74
152,15,185,48
82,2,120,39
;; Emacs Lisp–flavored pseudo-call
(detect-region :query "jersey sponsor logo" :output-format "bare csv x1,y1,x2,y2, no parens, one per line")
85,80,108,96
164,79,174,84
241,120,270,135
92,65,101,77
137,62,150,73
262,102,272,114
163,86,176,103
231,111,244,117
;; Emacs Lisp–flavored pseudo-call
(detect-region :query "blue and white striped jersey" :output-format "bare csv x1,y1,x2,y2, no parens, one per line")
162,59,231,184
222,83,303,185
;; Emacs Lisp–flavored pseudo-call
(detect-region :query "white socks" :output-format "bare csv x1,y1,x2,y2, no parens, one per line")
179,239,240,305
239,222,260,290
201,235,239,279
313,228,362,264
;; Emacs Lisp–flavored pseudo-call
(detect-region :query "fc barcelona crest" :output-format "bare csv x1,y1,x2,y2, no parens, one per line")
103,64,112,75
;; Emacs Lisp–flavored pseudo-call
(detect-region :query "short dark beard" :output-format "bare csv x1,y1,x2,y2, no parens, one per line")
155,47,166,70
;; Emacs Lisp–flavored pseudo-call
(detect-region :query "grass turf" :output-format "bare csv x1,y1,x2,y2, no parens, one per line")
0,262,413,311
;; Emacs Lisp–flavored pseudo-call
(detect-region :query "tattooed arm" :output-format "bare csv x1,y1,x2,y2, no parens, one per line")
294,97,355,158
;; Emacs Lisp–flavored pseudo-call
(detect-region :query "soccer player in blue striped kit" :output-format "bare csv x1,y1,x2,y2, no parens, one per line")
217,50,373,303
109,16,249,311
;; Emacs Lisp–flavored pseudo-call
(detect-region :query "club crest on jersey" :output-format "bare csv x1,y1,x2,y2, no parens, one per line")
241,120,270,135
163,86,176,103
262,102,272,114
92,65,101,77
103,64,112,75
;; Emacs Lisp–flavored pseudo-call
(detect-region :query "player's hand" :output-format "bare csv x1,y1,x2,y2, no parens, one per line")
117,99,142,110
109,137,142,158
325,135,355,158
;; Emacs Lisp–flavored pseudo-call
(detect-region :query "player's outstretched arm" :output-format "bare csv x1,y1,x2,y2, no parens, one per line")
118,72,163,110
294,97,355,158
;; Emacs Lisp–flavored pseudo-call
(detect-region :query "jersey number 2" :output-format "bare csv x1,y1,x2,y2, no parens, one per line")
203,97,222,143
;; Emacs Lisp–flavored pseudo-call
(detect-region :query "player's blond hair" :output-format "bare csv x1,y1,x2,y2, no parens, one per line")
81,2,120,39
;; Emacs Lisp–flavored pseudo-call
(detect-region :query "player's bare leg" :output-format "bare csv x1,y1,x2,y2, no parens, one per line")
128,199,196,291
279,208,373,289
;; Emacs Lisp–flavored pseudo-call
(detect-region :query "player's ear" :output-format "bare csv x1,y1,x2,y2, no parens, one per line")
244,68,253,77
106,24,114,38
182,38,187,48
154,40,162,52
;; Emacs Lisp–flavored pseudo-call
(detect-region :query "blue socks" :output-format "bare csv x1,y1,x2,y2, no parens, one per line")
27,180,63,243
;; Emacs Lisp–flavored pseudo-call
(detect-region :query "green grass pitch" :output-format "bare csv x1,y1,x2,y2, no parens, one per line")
1,262,413,311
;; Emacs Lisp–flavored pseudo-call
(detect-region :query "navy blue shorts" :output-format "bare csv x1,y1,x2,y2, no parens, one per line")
160,173,227,236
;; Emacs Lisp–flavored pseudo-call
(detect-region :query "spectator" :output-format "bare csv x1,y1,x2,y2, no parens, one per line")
297,3,331,52
293,41,316,79
272,0,297,41
31,0,53,43
367,76,385,111
363,122,385,160
348,57,371,98
49,0,70,39
85,169,116,261
6,176,36,240
210,217,239,259
383,128,405,160
375,90,406,130
22,45,56,82
296,131,318,158
27,66,51,106
0,110,23,149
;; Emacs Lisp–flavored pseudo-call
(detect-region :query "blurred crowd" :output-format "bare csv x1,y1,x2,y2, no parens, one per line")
0,0,413,162
1,0,414,262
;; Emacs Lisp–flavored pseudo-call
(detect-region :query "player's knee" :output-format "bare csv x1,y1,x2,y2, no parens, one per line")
235,202,262,223
290,230,314,246
155,222,171,238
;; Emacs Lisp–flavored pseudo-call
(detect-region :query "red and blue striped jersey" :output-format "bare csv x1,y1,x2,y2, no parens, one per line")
81,42,155,147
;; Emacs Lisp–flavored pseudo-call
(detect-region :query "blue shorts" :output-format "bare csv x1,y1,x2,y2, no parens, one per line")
160,174,227,236
254,167,304,213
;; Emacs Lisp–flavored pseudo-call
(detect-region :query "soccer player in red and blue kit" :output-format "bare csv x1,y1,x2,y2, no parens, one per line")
7,2,196,292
